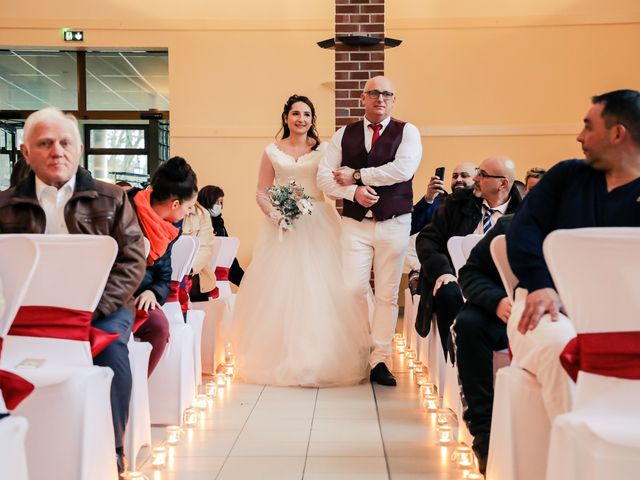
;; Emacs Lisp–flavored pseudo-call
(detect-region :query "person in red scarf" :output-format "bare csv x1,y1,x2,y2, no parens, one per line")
128,156,198,376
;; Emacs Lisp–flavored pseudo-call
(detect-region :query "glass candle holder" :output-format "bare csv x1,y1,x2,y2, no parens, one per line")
194,394,208,410
223,362,235,377
214,373,227,387
451,444,474,469
412,361,423,373
393,333,403,342
396,342,406,354
463,473,484,479
424,393,439,411
183,407,199,428
436,424,454,445
436,408,456,427
205,381,217,398
420,382,437,397
151,445,167,469
165,425,181,444
123,472,147,480
405,349,416,359
415,374,428,387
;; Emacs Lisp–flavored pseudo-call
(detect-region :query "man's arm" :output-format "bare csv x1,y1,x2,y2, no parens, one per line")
97,189,146,317
360,123,422,186
317,128,358,201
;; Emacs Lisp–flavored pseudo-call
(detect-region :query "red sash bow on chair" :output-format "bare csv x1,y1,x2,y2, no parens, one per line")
209,267,230,300
166,279,190,315
560,331,640,382
0,338,35,410
9,306,119,357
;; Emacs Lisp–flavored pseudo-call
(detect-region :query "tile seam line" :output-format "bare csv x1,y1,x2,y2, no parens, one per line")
214,384,267,480
371,382,393,480
300,387,320,479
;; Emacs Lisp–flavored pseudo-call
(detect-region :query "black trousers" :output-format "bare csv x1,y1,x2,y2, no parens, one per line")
93,307,133,450
453,303,508,453
433,281,464,359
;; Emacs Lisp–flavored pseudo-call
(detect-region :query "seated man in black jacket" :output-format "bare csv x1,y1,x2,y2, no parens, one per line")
454,214,514,475
416,156,520,356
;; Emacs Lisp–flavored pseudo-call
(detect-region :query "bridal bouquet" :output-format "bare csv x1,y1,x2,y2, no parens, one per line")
267,180,313,236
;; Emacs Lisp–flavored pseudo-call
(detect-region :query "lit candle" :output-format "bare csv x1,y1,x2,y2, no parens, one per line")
214,373,227,387
412,361,423,373
424,393,439,411
165,425,181,444
451,444,474,469
151,446,167,469
437,424,454,445
463,473,484,479
393,333,403,342
405,350,416,360
124,472,147,480
183,407,199,428
223,362,235,377
205,381,217,398
415,373,428,386
436,408,456,427
420,383,437,396
194,394,208,410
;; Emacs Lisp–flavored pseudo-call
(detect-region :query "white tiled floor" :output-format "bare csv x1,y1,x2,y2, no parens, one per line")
136,353,471,479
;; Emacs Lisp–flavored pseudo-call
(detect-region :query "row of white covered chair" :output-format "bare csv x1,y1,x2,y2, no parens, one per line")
0,235,119,480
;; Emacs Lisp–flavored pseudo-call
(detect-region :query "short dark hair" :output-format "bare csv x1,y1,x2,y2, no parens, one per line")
115,181,132,187
525,167,546,184
197,185,224,209
150,156,198,204
592,89,640,145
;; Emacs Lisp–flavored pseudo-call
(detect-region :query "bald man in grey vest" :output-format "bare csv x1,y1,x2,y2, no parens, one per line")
318,76,422,386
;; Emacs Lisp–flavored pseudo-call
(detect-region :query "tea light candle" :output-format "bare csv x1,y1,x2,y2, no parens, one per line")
412,361,424,373
214,373,227,387
223,362,235,377
124,472,146,480
452,444,474,468
405,350,416,360
393,333,403,342
194,394,208,410
165,425,181,444
205,381,217,398
420,382,437,396
151,446,167,469
436,408,456,427
183,407,199,428
415,374,428,387
424,393,439,411
463,473,484,479
437,424,454,444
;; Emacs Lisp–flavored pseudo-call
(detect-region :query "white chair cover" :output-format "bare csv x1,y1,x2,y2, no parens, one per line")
447,234,483,275
191,298,230,375
212,236,240,299
543,227,640,480
0,415,29,480
0,236,38,480
149,236,198,425
124,338,152,470
1,234,118,480
487,234,548,480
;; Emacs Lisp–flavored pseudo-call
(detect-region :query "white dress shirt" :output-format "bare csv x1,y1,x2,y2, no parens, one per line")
473,198,511,235
318,116,422,201
35,175,76,234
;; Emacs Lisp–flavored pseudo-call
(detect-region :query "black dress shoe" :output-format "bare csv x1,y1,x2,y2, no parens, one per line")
472,434,489,476
116,451,126,475
369,362,397,386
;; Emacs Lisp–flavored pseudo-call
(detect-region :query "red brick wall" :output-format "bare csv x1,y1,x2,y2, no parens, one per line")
335,0,385,129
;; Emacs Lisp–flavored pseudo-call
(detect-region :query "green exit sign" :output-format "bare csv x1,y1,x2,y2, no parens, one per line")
62,29,84,42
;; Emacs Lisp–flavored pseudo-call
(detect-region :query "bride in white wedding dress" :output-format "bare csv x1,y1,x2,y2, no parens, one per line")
232,95,370,387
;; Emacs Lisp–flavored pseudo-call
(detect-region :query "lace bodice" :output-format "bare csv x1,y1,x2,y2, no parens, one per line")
264,142,326,200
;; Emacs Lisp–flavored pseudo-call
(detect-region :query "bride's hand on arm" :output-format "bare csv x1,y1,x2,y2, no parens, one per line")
255,150,281,225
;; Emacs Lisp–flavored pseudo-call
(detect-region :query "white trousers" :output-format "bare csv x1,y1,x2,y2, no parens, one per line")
341,214,411,367
508,288,577,421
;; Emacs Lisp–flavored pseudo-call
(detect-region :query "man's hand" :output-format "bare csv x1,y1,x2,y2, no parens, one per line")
354,186,379,208
333,166,356,186
496,297,512,324
136,290,160,312
518,288,566,334
424,176,446,203
433,273,457,296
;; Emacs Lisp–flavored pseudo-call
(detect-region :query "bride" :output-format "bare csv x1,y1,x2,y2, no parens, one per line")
232,94,370,387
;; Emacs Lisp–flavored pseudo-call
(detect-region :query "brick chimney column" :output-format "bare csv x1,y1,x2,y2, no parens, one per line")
335,0,384,129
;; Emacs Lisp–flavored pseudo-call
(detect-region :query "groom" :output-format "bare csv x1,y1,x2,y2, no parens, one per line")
318,75,422,386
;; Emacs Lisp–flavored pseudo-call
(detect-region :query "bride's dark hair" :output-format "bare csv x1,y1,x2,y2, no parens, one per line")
277,94,320,150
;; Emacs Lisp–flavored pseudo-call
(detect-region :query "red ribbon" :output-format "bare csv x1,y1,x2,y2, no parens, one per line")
215,267,230,282
166,281,180,302
9,306,119,358
560,331,640,382
0,369,34,410
133,309,150,334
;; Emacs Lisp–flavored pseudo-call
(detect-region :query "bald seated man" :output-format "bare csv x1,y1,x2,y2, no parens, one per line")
415,156,522,354
411,162,477,234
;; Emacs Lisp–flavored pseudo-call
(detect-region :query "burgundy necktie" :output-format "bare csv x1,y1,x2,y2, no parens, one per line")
370,123,382,147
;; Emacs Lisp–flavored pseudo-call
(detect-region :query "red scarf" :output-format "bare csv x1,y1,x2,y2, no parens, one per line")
134,188,179,265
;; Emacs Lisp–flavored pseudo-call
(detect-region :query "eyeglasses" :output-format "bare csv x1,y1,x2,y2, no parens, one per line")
364,90,395,99
476,169,506,179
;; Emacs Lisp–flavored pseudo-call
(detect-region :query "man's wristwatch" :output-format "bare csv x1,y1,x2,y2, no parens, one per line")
353,169,363,185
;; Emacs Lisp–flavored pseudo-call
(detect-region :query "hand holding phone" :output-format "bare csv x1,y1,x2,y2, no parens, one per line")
435,166,445,181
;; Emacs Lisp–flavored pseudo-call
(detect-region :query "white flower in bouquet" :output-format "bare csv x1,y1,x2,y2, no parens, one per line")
267,180,313,239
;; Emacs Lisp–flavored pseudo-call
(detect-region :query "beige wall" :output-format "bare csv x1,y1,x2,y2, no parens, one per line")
2,0,640,263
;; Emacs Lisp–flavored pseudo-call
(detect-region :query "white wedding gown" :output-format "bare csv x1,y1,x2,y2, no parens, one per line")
232,142,370,387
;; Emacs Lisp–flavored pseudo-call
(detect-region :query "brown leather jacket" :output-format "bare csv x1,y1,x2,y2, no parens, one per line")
0,168,146,318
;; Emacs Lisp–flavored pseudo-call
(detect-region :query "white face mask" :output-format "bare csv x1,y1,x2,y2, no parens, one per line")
209,204,222,217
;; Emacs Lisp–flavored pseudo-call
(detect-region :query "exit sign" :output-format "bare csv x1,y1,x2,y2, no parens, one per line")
63,30,84,42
